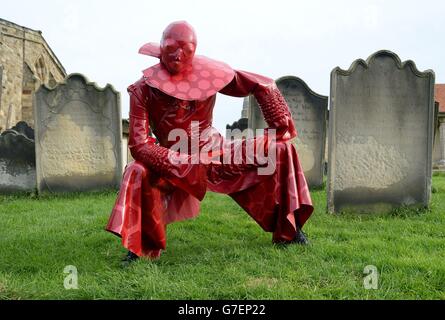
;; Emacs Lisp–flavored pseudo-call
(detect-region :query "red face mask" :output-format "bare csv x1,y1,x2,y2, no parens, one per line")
160,21,197,75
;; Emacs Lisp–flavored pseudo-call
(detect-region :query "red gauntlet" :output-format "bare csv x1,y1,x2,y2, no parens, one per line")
255,85,289,128
132,140,172,177
254,84,297,140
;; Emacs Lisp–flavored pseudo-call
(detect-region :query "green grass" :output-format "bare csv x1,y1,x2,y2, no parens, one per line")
1,177,445,300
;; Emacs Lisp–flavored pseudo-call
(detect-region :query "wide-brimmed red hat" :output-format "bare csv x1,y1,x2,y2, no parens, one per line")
139,42,235,101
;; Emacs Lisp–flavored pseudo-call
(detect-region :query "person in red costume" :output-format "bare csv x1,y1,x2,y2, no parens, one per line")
106,21,314,262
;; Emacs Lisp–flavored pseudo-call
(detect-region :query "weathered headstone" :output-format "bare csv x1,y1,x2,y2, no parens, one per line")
34,73,123,192
248,95,267,132
225,97,250,140
0,122,36,192
248,76,328,188
226,118,248,139
9,121,35,139
241,96,249,118
0,65,3,120
327,50,435,213
437,116,445,170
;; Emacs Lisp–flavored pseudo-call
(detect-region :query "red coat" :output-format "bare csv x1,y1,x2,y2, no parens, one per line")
106,69,313,258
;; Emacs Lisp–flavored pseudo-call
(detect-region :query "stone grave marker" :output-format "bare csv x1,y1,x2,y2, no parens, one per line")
327,50,435,213
0,121,36,192
34,73,123,192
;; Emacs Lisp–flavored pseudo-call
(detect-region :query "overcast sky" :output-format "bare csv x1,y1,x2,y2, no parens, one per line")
2,0,445,133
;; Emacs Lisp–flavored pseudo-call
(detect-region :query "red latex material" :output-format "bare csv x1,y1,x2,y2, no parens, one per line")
138,21,234,101
160,21,197,75
138,42,161,58
142,55,235,101
106,21,313,258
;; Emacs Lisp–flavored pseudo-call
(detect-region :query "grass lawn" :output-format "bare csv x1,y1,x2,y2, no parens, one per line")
1,175,445,300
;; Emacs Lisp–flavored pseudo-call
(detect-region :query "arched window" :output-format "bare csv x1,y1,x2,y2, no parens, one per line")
34,56,47,83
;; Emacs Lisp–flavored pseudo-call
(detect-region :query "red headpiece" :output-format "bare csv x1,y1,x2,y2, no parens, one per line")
139,21,235,101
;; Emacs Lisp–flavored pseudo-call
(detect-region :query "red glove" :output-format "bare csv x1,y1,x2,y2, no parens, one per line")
254,84,297,141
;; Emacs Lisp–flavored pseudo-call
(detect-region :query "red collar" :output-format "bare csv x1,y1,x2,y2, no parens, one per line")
139,43,235,101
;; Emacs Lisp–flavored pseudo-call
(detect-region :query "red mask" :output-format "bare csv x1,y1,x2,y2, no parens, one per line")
160,21,197,75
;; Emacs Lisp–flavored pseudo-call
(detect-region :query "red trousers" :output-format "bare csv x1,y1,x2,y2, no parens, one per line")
106,140,313,258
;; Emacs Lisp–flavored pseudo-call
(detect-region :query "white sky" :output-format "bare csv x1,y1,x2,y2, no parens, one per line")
2,0,445,133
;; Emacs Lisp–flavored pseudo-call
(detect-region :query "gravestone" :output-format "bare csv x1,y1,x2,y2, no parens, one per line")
248,76,328,188
0,122,36,192
9,121,35,139
248,95,267,132
241,96,249,118
0,65,3,121
327,50,435,214
225,97,250,140
34,73,123,193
